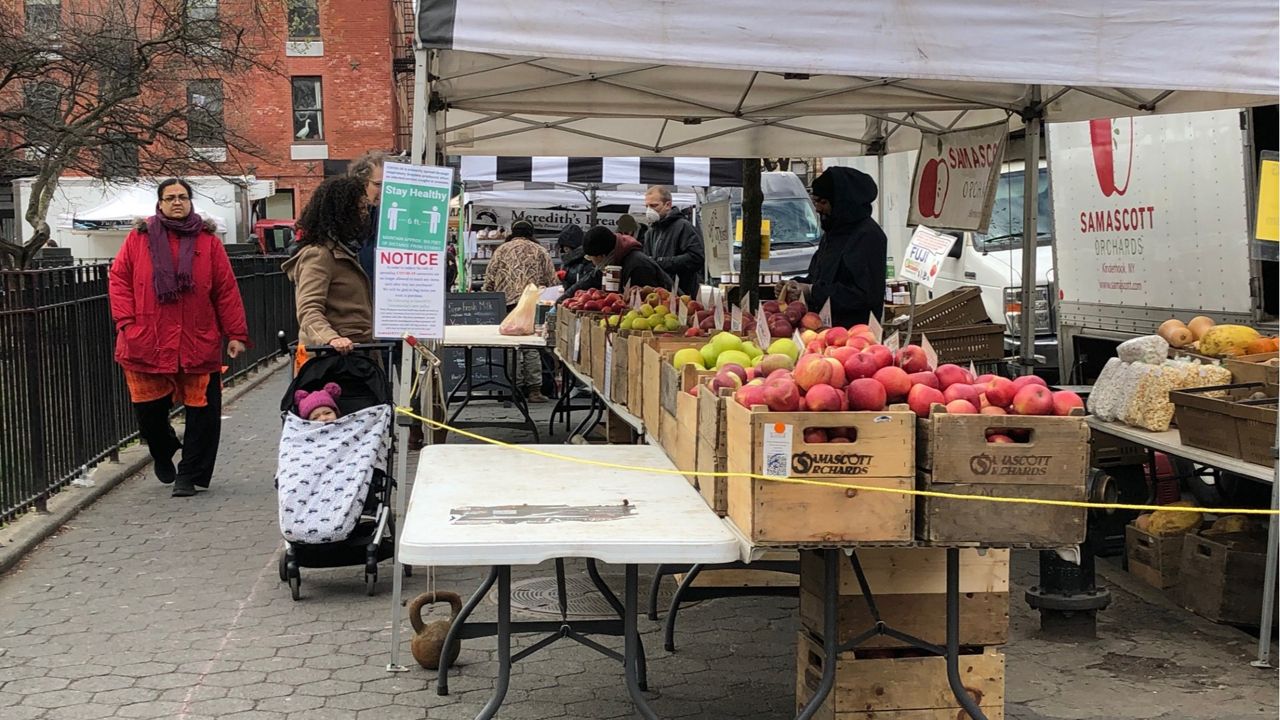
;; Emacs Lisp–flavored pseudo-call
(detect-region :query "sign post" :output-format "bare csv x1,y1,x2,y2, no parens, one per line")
375,162,454,340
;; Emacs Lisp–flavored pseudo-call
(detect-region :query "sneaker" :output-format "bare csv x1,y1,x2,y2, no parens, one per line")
172,478,196,497
155,455,176,485
526,389,549,404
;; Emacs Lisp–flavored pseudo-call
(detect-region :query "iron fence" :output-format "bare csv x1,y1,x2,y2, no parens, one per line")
0,256,296,523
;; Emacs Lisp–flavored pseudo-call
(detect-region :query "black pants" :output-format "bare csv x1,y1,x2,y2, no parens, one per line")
133,373,222,488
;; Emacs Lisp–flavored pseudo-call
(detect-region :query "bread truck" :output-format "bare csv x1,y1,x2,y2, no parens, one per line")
1048,106,1278,383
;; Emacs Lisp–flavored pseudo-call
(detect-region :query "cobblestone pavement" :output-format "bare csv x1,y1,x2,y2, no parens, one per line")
0,366,1276,719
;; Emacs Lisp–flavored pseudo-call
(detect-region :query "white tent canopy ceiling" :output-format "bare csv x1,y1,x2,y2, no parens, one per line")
415,0,1278,158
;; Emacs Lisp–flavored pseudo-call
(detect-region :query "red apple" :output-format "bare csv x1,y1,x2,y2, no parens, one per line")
975,374,997,385
984,377,1017,409
684,327,702,337
806,340,825,355
710,370,743,393
864,344,894,369
1012,375,1049,392
828,346,859,365
907,384,946,418
720,363,748,384
945,399,979,414
847,378,887,411
848,324,870,337
1012,385,1054,416
824,327,849,347
734,382,768,409
934,364,970,390
803,427,828,444
1052,390,1085,416
987,433,1015,444
873,366,912,402
895,345,930,373
823,357,847,389
763,377,802,412
829,437,852,443
846,335,872,351
844,353,880,381
806,383,844,412
943,383,982,407
801,312,824,331
980,406,1008,416
828,427,849,439
767,368,792,382
907,371,940,389
794,355,833,391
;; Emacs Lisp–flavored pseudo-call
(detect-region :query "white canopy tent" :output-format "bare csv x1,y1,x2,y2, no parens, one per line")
397,0,1280,676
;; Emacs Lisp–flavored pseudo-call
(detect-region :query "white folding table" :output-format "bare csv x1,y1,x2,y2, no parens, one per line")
441,325,547,441
399,444,740,719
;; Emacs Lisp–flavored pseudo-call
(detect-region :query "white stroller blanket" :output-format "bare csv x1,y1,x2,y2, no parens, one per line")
276,405,391,544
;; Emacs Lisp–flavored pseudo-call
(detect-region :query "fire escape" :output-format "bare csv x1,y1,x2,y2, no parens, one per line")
391,0,416,154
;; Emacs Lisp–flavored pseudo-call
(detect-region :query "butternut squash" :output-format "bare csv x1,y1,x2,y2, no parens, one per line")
1187,316,1216,341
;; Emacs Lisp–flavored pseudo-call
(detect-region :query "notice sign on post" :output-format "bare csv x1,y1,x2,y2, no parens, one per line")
374,162,454,339
701,198,733,280
900,225,958,289
908,121,1007,233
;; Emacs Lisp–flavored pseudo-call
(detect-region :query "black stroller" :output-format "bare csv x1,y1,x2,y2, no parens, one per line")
275,345,399,600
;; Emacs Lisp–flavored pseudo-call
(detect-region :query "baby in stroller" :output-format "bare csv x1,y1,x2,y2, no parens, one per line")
276,351,397,599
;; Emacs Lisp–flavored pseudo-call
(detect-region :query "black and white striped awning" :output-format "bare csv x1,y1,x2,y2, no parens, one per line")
457,156,743,187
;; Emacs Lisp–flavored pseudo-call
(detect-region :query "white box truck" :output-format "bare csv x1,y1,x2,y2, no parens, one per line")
1048,106,1278,382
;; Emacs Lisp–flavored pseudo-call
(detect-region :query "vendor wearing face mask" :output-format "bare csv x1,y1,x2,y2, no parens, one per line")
641,185,704,296
778,167,887,327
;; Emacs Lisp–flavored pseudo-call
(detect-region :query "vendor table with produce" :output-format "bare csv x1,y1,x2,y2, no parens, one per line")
441,324,546,441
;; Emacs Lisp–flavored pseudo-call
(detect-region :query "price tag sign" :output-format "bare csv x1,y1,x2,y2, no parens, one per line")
668,278,680,313
756,314,772,350
921,335,938,371
792,330,806,353
714,303,725,332
677,299,689,325
572,318,582,361
868,313,883,342
761,422,794,477
603,338,614,400
900,225,957,289
731,304,743,332
884,332,900,353
629,287,642,310
818,299,832,328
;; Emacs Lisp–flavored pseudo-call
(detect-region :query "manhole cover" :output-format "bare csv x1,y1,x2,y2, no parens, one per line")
497,575,696,618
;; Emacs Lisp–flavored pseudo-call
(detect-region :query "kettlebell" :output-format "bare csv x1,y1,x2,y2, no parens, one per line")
409,591,462,670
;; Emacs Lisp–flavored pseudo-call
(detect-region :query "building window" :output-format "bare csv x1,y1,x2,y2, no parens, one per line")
24,0,60,37
23,81,60,145
185,0,219,43
187,80,225,147
287,0,320,40
291,77,323,141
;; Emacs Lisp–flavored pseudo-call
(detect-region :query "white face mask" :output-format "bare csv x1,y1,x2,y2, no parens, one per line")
645,207,662,223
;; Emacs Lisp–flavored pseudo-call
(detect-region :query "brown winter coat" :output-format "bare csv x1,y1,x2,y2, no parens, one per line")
282,241,374,348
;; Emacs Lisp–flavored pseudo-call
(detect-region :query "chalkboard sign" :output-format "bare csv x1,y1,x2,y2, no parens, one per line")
443,292,507,391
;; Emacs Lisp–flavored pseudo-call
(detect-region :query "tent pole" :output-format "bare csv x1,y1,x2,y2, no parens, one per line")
588,185,598,226
740,159,763,308
1018,88,1042,373
411,48,434,165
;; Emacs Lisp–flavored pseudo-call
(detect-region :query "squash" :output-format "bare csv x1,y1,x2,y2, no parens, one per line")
1198,325,1262,357
1187,316,1216,340
1244,337,1280,355
1157,319,1193,347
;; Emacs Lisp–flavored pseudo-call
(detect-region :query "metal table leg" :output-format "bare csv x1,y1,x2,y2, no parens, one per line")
502,347,541,442
946,548,989,720
1255,470,1279,668
475,566,511,720
447,348,476,423
664,564,703,651
586,559,648,690
647,564,684,621
795,549,838,720
624,564,659,720
437,566,499,695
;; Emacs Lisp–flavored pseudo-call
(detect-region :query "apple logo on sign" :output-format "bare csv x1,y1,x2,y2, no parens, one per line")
917,157,949,218
1088,118,1134,197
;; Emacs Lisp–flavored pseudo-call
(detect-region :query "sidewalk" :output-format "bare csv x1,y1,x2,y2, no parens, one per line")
0,366,1275,720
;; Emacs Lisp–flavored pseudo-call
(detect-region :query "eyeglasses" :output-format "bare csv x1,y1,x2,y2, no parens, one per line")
162,195,191,203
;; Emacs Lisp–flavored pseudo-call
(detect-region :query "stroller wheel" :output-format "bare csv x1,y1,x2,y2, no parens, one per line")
288,574,301,601
365,571,377,596
277,552,288,582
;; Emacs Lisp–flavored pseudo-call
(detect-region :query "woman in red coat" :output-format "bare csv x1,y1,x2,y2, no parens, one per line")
108,179,250,497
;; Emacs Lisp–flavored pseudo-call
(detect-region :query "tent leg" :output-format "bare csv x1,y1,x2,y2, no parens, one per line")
411,49,437,166
1018,88,1042,371
387,339,416,672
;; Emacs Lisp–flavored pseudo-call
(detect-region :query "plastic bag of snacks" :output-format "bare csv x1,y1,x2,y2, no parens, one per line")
1117,335,1170,365
1087,357,1125,422
1122,363,1179,431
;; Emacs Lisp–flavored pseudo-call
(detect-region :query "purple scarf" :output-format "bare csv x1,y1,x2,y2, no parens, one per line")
146,208,203,304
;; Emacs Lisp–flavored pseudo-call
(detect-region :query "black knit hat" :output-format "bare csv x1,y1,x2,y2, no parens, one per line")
582,226,617,257
557,224,584,250
510,220,536,239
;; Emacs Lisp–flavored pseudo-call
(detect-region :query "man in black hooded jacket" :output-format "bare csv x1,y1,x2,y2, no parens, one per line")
784,167,887,328
559,226,671,300
642,185,703,295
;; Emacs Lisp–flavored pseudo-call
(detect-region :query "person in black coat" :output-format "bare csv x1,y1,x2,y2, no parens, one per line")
782,167,887,327
556,224,592,290
559,226,671,300
642,186,703,296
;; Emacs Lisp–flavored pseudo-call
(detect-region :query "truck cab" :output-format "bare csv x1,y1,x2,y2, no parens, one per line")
703,171,822,278
933,161,1057,371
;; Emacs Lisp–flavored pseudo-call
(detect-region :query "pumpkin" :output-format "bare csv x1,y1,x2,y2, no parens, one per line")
1244,337,1280,355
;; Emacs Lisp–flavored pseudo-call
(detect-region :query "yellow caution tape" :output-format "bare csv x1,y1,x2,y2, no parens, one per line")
394,407,1280,517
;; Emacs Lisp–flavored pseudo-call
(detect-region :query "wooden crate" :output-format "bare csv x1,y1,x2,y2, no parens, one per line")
554,307,574,359
725,401,915,545
798,548,1010,649
1225,352,1280,386
1176,532,1275,625
575,313,596,375
633,336,704,430
588,321,610,387
1125,524,1191,589
695,386,732,514
904,324,1005,365
1171,383,1277,469
673,387,700,484
916,408,1088,546
796,632,1005,720
609,334,630,406
676,551,798,588
883,286,991,330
